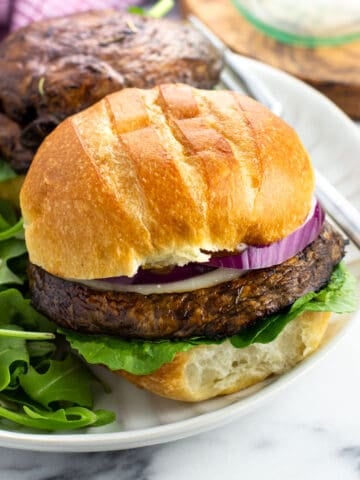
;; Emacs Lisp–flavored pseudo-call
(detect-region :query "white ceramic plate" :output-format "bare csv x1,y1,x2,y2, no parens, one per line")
1,55,359,452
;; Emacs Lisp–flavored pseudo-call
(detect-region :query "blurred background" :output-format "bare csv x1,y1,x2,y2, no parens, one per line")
1,0,359,118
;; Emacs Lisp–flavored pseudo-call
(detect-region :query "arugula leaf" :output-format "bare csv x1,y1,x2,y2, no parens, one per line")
0,334,115,431
26,341,56,359
7,364,27,390
19,355,94,409
0,326,28,391
0,199,17,227
64,263,357,375
0,198,27,287
0,329,54,340
128,0,174,18
127,6,146,15
0,290,115,430
0,404,115,431
0,219,23,241
0,158,16,183
0,176,24,208
0,289,55,332
0,240,27,285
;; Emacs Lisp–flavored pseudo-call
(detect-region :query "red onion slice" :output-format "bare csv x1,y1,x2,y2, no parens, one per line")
98,200,324,286
207,200,325,270
101,264,215,285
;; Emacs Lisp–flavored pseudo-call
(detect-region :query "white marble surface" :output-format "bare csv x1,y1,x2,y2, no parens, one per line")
1,321,360,480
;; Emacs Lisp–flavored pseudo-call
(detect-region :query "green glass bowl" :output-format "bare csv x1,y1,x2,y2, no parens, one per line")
231,0,360,46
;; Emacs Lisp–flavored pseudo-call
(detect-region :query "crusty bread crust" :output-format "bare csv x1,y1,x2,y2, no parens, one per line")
118,311,330,402
20,84,314,279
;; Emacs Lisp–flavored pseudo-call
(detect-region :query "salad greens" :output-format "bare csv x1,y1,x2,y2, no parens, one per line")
63,262,357,376
128,0,175,18
0,198,27,288
0,158,16,183
0,196,115,431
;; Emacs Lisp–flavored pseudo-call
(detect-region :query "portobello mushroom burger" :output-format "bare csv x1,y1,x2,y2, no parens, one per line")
20,84,356,401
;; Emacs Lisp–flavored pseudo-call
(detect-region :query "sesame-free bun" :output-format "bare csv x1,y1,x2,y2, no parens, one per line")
20,84,314,279
118,311,330,402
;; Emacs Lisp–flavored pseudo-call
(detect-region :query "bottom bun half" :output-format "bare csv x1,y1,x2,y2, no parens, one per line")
117,311,330,402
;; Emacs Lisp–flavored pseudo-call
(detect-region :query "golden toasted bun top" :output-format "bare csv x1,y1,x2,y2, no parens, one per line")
20,84,314,279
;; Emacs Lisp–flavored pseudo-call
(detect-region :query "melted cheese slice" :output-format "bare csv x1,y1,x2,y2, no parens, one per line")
77,268,246,295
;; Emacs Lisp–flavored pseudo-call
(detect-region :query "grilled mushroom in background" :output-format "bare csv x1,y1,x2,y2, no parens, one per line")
0,10,222,172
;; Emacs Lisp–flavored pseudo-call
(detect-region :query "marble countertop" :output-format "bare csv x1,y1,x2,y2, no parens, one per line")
1,313,360,479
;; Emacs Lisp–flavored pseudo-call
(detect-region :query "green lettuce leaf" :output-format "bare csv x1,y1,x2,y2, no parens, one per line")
59,334,217,376
230,261,356,347
63,263,357,375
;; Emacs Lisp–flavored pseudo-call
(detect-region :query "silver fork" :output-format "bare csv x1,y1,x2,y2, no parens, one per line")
188,15,360,249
